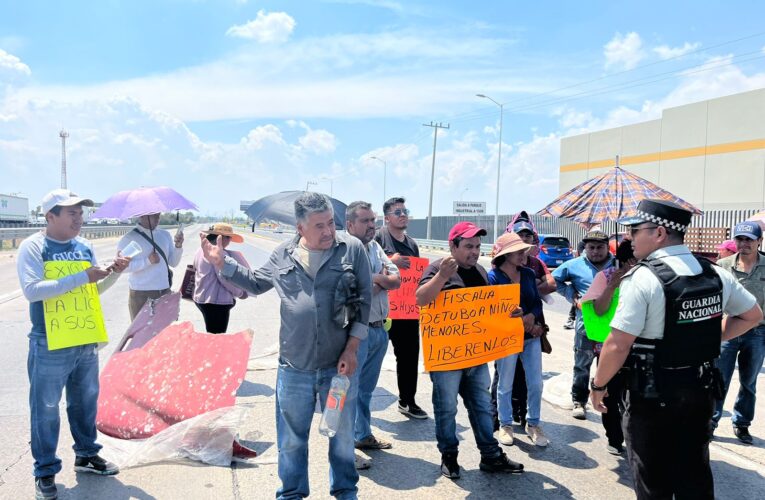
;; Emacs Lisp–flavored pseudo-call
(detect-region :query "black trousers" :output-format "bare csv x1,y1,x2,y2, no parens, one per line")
387,319,420,404
622,379,715,500
195,302,234,334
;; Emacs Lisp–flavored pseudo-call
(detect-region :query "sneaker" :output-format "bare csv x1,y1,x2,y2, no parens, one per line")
572,402,586,420
479,451,524,474
35,476,57,500
398,401,428,419
734,426,754,445
563,318,575,330
498,425,514,446
355,454,371,470
440,452,460,479
74,455,119,475
526,424,549,447
606,443,624,455
355,435,393,450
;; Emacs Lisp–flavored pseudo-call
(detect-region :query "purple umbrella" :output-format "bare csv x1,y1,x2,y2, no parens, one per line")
93,186,198,220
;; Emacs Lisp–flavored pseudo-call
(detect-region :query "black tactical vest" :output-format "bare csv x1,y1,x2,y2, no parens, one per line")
635,256,723,368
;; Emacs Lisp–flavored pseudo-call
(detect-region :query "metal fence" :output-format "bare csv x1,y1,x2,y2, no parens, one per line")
407,209,763,247
0,225,166,250
407,215,588,245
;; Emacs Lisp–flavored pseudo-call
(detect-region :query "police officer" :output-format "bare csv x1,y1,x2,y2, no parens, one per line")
590,199,763,500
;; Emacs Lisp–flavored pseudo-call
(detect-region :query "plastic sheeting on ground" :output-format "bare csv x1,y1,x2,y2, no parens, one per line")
99,406,255,468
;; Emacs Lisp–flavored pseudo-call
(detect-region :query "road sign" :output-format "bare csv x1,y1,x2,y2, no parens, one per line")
453,201,486,215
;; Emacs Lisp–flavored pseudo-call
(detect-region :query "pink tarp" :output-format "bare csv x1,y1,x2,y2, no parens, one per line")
97,321,254,439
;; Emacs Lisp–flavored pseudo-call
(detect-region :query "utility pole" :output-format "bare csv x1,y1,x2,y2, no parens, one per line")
59,129,69,189
423,121,449,240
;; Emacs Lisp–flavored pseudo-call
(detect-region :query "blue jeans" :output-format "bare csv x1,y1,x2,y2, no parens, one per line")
27,337,102,477
572,318,596,404
496,337,543,427
430,364,501,458
713,325,765,428
275,360,358,500
354,326,388,442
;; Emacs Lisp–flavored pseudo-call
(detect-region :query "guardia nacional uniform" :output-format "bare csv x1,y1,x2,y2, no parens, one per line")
608,200,756,499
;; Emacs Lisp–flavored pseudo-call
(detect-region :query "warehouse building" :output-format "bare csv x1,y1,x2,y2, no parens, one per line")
559,88,765,215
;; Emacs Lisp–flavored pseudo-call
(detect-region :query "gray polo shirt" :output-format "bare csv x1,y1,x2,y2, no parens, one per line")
716,252,765,327
221,231,371,370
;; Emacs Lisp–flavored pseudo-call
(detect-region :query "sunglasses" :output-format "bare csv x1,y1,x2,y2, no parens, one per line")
629,225,658,237
387,208,410,217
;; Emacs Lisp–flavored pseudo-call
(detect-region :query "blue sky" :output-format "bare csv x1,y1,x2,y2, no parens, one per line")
2,0,765,218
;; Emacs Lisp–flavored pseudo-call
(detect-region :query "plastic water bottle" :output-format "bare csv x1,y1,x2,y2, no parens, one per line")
319,375,350,438
121,240,143,259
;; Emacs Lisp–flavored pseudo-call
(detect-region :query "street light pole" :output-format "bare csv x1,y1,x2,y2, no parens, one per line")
423,122,450,240
476,94,504,241
370,156,387,205
460,188,469,201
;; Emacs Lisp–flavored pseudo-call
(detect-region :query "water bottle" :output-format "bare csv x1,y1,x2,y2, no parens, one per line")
319,375,350,438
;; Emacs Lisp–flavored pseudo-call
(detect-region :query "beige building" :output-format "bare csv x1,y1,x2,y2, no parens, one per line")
559,88,765,212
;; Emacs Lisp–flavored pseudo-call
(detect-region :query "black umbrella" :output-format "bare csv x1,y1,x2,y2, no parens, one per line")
245,191,347,229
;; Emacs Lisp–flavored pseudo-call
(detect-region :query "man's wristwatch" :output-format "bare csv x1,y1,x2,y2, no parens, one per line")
590,378,607,392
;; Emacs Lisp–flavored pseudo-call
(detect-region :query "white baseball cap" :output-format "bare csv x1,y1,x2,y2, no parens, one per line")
41,189,94,215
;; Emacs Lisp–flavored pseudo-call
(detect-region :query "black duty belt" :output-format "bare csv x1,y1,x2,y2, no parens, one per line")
369,320,384,328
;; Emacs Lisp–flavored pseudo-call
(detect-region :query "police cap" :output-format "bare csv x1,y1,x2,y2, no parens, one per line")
618,199,693,233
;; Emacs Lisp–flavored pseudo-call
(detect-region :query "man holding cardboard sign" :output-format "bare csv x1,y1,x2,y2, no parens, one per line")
17,189,129,500
416,221,524,480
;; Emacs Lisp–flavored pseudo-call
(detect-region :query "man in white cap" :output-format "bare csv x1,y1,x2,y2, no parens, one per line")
17,189,130,500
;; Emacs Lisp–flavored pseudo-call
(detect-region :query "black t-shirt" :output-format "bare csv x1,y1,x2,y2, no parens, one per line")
457,266,486,288
392,236,417,257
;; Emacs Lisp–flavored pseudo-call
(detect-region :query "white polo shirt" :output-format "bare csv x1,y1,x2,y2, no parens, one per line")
611,245,756,340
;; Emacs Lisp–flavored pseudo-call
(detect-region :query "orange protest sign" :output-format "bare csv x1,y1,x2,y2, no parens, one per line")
388,257,429,320
420,284,524,371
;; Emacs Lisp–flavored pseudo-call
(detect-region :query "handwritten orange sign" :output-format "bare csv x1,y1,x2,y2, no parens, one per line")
420,284,524,371
388,257,429,320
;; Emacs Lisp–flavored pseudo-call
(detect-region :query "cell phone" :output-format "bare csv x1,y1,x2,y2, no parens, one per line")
206,234,219,244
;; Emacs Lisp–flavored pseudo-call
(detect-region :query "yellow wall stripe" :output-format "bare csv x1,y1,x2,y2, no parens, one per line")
560,138,765,173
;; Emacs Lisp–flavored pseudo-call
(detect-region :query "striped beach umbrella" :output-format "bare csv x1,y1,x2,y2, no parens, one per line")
538,164,701,229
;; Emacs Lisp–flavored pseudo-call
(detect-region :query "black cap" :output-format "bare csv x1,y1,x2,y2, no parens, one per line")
618,199,693,232
582,230,609,243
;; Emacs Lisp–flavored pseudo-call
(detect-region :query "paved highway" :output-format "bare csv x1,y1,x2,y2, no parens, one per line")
0,227,762,499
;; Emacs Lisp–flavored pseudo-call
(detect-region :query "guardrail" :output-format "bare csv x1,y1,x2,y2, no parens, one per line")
0,225,176,250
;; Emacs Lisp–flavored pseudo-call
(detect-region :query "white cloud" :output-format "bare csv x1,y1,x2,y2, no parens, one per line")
0,49,31,76
241,124,286,149
299,128,337,154
225,10,296,43
653,42,700,60
11,29,530,121
604,32,645,70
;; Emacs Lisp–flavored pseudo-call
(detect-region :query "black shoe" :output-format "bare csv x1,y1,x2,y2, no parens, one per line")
398,401,428,419
734,426,754,444
563,319,575,330
74,455,120,475
35,475,57,500
440,452,460,479
479,451,524,474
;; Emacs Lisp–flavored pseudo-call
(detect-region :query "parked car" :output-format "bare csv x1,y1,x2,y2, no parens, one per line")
537,234,574,268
